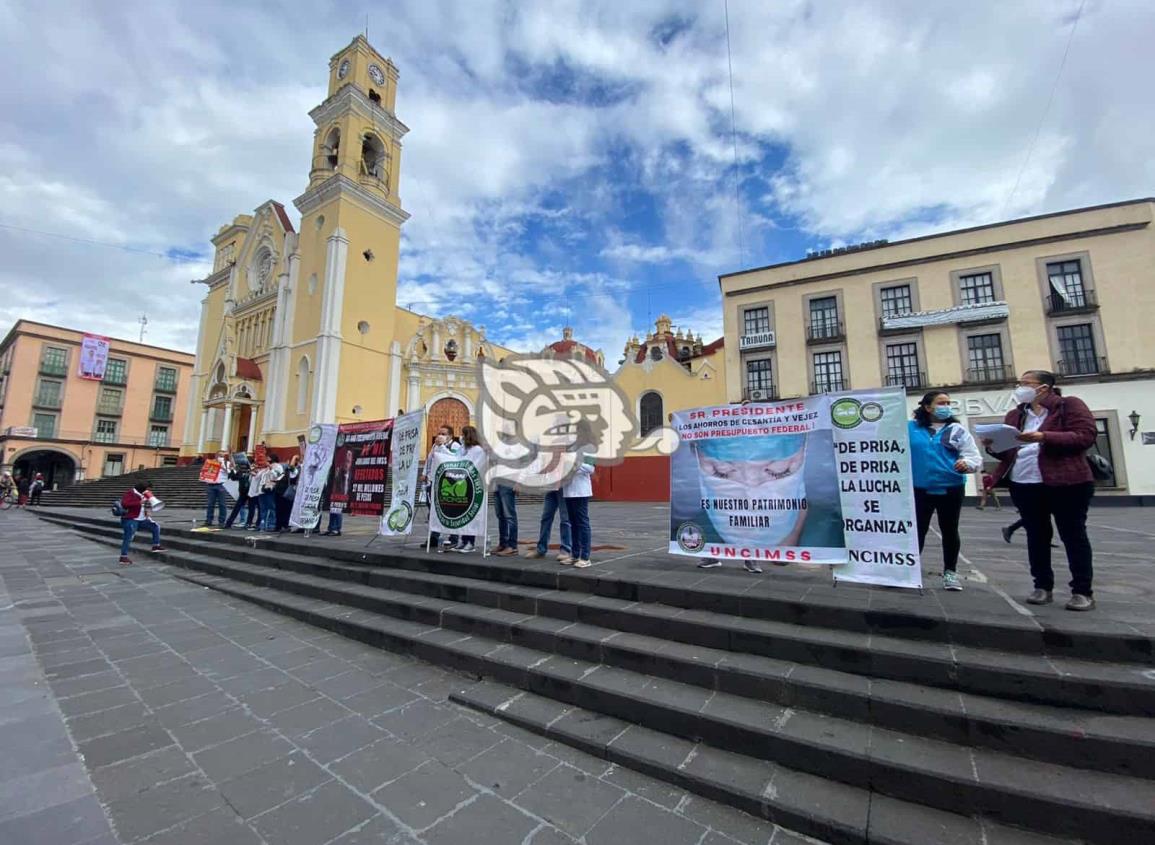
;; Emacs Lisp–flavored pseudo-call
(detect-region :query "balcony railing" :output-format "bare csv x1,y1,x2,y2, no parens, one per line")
150,407,174,422
93,431,118,444
885,371,927,391
102,371,128,386
147,435,170,448
39,361,67,377
1045,289,1098,316
806,320,845,344
811,378,849,394
1057,356,1108,377
33,394,63,409
153,378,178,394
742,386,779,402
878,314,918,335
96,401,123,416
965,365,1014,385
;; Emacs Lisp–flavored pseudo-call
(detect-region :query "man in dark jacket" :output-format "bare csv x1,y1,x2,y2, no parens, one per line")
224,453,252,529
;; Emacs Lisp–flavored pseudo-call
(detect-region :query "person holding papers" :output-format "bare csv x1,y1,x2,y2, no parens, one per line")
985,370,1098,611
909,391,981,592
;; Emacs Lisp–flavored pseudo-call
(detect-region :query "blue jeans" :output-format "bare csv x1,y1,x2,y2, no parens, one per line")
120,518,160,557
537,490,572,555
204,484,227,525
259,491,277,531
564,496,591,560
494,485,518,549
326,511,343,534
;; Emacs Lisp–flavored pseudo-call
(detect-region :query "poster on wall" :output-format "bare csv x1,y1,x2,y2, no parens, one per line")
330,419,393,518
78,334,110,380
427,447,488,543
380,411,424,536
668,390,921,589
290,424,338,530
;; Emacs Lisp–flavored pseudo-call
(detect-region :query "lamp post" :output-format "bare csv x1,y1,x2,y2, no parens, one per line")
1128,410,1141,440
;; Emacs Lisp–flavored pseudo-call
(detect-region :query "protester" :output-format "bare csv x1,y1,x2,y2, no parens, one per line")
525,486,571,561
245,462,264,530
423,425,462,551
909,391,981,591
560,421,595,568
224,453,253,529
976,471,1001,510
202,450,231,526
492,479,518,556
118,482,166,565
275,454,300,531
15,474,30,507
29,473,45,506
449,426,484,553
986,369,1098,610
259,454,283,532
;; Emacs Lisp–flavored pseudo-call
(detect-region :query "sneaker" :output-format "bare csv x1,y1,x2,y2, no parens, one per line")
573,559,591,568
743,560,763,574
558,555,575,565
697,559,723,569
151,545,167,553
323,530,341,536
1001,526,1013,544
453,543,475,553
942,571,963,591
524,550,547,559
1025,589,1053,605
1066,594,1095,611
555,552,572,561
117,556,133,566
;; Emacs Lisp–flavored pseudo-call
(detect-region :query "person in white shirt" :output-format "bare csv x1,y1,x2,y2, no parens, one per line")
423,425,464,551
202,451,231,527
560,420,596,568
449,426,486,553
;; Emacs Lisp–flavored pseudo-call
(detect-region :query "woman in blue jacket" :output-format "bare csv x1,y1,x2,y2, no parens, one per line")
909,391,981,591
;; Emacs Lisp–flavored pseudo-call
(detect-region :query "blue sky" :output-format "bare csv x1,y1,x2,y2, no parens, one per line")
1,0,1152,362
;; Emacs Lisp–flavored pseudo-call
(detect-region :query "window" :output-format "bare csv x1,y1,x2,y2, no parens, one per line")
103,358,127,385
966,334,1006,382
1057,324,1099,375
885,343,921,388
1046,260,1089,310
808,297,840,339
746,359,774,396
32,413,56,438
959,272,996,306
151,395,173,421
649,345,663,362
812,351,845,393
40,346,67,376
94,418,118,443
743,307,770,336
639,392,663,436
148,425,169,447
35,379,63,408
1091,419,1117,488
880,284,913,318
154,366,178,392
97,387,123,416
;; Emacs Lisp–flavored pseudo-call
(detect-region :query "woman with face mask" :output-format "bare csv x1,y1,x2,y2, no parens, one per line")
909,391,981,592
985,370,1098,610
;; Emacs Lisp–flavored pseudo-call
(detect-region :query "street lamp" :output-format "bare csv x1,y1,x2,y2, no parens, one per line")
1128,410,1141,440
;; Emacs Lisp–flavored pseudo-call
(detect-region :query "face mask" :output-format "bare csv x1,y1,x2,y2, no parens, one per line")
933,406,953,421
1013,385,1038,404
699,467,806,548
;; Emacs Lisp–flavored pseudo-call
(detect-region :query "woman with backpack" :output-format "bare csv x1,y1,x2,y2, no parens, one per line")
985,370,1099,610
274,454,300,532
909,390,981,592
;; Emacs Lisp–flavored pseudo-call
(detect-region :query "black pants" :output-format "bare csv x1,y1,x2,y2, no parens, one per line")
914,486,964,573
224,490,251,528
1009,482,1094,596
275,494,293,530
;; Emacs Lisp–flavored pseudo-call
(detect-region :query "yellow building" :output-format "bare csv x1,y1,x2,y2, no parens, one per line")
182,36,516,458
720,198,1155,497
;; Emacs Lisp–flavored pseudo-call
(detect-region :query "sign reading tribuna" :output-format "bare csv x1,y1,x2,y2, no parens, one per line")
427,451,487,538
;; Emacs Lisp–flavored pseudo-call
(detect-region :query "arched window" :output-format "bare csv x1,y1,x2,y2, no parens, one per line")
322,127,340,169
649,345,663,362
296,356,310,415
360,133,386,179
640,392,663,436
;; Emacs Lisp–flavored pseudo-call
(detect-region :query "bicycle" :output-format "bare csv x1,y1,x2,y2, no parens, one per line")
0,490,19,511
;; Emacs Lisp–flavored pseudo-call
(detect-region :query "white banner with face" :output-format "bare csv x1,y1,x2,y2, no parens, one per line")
79,334,110,380
289,423,338,530
668,390,921,589
380,411,424,536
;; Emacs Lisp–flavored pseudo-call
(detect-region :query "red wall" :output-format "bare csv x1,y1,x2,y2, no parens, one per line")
592,456,670,502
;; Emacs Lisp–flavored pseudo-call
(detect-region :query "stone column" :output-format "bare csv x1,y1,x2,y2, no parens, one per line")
220,404,234,451
407,374,420,415
196,409,209,453
388,342,403,417
247,407,258,451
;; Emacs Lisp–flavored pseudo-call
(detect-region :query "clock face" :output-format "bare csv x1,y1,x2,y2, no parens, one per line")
368,64,385,85
337,60,350,79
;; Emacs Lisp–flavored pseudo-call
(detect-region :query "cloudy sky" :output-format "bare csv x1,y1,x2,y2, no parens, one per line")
1,0,1151,363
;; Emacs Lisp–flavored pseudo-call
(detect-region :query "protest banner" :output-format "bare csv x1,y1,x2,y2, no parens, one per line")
330,420,393,518
290,424,338,530
381,411,424,535
668,389,920,589
198,460,222,483
427,448,488,546
78,334,110,380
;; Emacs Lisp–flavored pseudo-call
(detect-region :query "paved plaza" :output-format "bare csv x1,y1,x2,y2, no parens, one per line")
2,500,1152,844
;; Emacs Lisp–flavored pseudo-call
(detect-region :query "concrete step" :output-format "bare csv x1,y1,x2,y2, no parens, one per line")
58,515,1155,781
70,541,1145,845
50,514,1155,719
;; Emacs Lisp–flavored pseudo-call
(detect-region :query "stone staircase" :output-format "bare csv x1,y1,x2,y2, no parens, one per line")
41,510,1155,845
38,465,226,510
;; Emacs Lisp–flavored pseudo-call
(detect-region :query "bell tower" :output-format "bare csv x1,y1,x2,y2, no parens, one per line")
287,35,411,431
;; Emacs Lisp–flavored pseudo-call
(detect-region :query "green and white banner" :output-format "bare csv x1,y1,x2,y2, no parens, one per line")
380,410,424,536
427,449,488,540
290,423,338,531
669,389,921,589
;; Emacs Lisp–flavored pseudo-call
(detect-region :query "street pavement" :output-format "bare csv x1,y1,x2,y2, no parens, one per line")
0,509,814,845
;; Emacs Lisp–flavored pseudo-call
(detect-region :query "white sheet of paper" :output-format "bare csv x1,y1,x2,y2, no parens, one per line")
975,423,1020,453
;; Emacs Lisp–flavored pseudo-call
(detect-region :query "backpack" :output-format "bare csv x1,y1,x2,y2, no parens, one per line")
111,500,125,517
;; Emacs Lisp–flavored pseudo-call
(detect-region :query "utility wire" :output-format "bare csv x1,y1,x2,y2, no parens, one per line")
724,0,746,266
1002,0,1086,217
0,221,205,264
